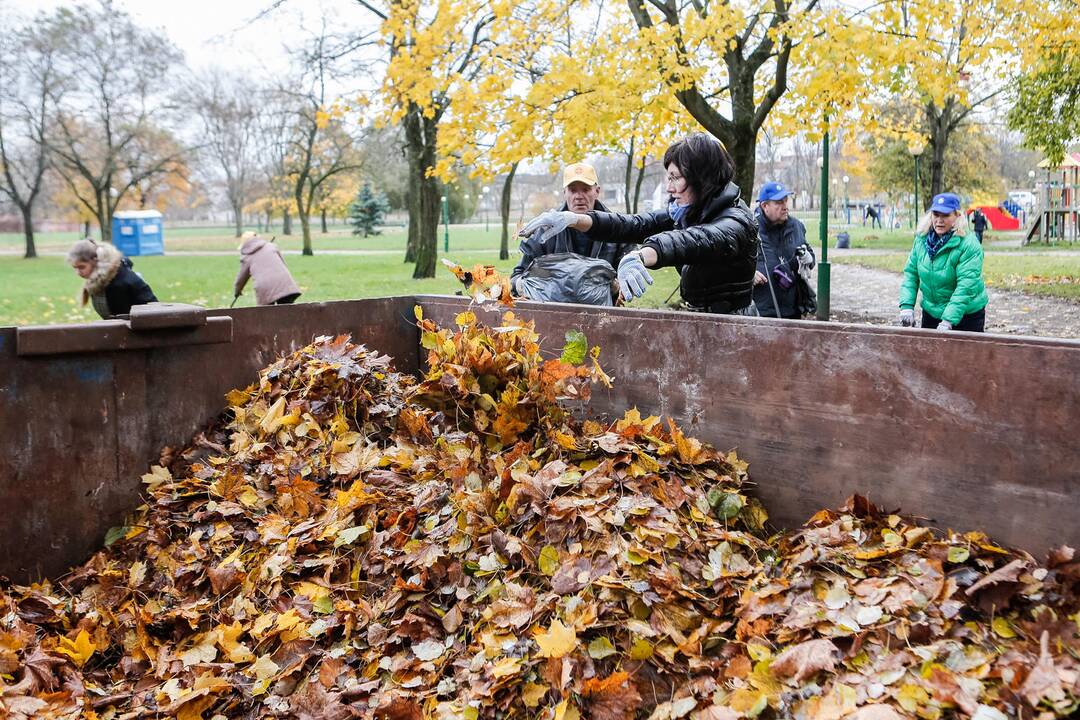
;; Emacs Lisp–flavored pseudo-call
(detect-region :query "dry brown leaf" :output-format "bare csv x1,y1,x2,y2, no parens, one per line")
771,639,839,683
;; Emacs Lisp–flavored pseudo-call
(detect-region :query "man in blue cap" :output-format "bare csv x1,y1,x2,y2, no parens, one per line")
753,182,816,319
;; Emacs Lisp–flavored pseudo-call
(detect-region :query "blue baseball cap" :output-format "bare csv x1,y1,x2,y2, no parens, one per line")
757,182,791,202
929,193,961,214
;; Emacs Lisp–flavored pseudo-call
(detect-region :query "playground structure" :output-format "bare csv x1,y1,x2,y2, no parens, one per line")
969,205,1020,231
1026,152,1080,244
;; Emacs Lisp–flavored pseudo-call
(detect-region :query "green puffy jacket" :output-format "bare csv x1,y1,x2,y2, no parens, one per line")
899,230,988,325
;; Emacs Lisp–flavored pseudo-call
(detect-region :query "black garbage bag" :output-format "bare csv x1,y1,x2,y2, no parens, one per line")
515,252,618,306
795,274,817,316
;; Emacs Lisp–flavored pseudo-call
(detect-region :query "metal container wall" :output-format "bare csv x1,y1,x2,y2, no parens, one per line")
420,297,1080,559
1,295,1077,583
0,298,419,581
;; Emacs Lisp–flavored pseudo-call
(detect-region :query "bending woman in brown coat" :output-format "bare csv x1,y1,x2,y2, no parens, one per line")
234,233,302,305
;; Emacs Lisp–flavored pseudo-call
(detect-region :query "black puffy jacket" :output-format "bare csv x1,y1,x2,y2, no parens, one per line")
585,182,759,310
106,259,158,316
511,199,633,283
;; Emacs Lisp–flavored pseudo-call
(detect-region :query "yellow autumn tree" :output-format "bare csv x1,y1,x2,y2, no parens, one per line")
864,0,1050,196
362,0,574,277
618,0,875,193
434,2,699,258
356,0,557,276
524,8,701,210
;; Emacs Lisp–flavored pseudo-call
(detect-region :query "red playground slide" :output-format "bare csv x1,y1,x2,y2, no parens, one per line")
972,205,1020,230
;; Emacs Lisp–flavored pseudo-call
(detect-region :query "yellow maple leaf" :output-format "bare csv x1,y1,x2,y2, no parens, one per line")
176,694,216,720
250,653,280,681
276,609,301,632
553,699,581,720
491,656,521,678
533,618,578,658
216,622,254,663
55,629,95,667
522,682,548,707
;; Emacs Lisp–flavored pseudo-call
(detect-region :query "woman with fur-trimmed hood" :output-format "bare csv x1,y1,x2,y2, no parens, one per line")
67,239,158,319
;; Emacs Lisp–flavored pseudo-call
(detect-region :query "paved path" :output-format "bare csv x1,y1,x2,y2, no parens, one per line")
828,263,1080,339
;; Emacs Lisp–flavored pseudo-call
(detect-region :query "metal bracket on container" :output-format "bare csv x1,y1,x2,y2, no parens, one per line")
15,303,233,356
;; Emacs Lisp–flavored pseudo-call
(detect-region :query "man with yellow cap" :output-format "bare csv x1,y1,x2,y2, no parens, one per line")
510,162,635,294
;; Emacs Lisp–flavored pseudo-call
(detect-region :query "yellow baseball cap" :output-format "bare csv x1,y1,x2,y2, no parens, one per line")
562,162,599,188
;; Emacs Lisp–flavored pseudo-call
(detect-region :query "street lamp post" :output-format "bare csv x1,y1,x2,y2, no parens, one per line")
441,195,449,253
816,136,830,321
482,186,491,232
842,175,850,225
908,140,926,227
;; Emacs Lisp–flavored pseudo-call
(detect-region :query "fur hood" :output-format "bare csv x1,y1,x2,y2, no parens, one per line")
80,243,125,304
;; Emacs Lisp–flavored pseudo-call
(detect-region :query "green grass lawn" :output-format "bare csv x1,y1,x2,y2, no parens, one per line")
835,253,1080,302
7,219,1074,327
0,239,685,327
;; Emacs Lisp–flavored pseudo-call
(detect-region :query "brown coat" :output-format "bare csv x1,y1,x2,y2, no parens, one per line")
235,237,301,305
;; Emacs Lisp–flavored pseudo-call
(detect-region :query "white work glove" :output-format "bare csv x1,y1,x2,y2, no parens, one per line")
518,210,579,243
795,243,815,269
937,320,953,331
617,251,653,300
899,309,914,327
795,244,815,281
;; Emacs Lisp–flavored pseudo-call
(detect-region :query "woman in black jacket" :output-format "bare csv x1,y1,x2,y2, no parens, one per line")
67,239,158,319
519,133,760,314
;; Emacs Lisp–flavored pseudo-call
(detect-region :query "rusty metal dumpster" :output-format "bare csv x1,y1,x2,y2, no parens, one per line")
2,296,1078,583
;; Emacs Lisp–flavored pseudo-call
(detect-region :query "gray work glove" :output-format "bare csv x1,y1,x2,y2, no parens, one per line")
518,210,579,243
617,251,653,300
937,320,953,331
899,308,914,327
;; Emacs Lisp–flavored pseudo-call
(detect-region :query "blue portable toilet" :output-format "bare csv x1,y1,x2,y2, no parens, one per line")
112,210,164,256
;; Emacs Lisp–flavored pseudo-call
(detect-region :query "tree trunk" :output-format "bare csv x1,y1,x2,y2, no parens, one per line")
21,206,37,259
83,220,91,237
298,188,313,256
412,176,439,278
623,139,635,212
404,108,440,279
321,208,328,234
632,160,647,214
929,130,947,200
926,101,953,198
402,107,426,266
300,213,313,256
233,203,243,238
727,121,758,199
283,209,293,236
97,188,112,244
499,162,519,261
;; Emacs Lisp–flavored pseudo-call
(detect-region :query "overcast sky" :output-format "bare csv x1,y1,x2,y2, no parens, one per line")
3,0,379,76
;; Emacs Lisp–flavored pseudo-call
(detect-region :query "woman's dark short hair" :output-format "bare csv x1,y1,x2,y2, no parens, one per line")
662,132,734,210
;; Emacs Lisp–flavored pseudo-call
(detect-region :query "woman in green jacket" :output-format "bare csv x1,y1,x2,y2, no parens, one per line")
898,192,988,332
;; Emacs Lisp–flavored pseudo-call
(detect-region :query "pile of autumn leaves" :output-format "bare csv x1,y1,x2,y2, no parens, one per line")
1,308,1078,720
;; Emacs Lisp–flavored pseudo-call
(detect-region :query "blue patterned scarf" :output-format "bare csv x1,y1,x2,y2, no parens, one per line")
668,200,691,225
925,230,953,259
